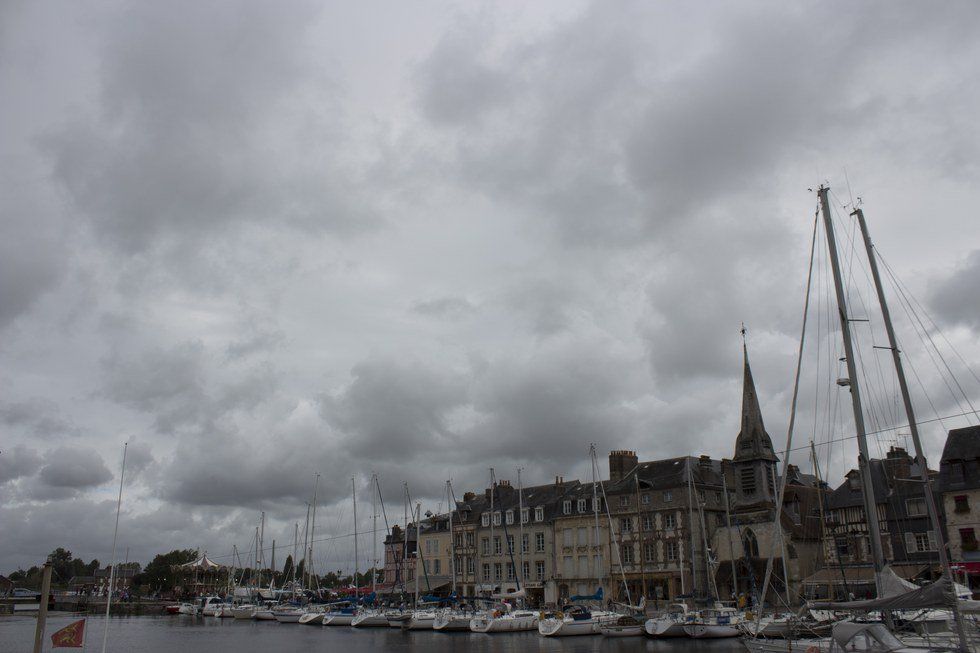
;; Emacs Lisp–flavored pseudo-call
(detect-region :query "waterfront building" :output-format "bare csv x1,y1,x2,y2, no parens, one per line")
460,477,577,606
938,425,980,595
377,523,417,596
816,445,943,599
417,513,452,594
551,480,611,605
608,452,725,607
450,490,487,597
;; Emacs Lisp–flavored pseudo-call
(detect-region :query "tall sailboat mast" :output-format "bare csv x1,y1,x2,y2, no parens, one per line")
817,186,887,592
590,444,601,590
517,468,525,589
352,475,359,592
853,205,970,650
372,473,378,595
447,480,457,595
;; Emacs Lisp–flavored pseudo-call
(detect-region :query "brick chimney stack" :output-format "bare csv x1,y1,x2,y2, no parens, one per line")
609,450,638,483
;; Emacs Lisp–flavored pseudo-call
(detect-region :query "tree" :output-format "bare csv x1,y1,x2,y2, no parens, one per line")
281,555,294,581
48,548,75,584
135,549,198,592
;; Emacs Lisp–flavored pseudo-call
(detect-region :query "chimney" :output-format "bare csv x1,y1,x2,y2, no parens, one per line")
699,455,713,470
463,491,475,502
886,446,912,479
609,450,639,483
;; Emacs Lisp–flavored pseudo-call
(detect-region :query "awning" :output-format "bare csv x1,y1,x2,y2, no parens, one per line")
951,561,980,574
179,553,223,570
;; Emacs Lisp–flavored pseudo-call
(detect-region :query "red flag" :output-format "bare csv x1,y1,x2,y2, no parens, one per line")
50,619,86,648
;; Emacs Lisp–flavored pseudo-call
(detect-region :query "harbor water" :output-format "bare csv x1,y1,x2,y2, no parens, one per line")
0,614,749,652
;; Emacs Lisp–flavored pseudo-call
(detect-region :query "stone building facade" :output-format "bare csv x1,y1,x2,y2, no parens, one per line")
938,425,980,594
551,481,611,604
607,453,725,607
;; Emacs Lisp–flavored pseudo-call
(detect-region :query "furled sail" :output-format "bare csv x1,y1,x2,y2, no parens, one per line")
808,572,956,611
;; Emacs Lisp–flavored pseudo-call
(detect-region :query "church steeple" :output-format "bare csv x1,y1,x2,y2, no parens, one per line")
733,341,777,463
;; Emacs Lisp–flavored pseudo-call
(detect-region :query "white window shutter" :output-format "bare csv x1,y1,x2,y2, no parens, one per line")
905,532,916,553
927,531,937,551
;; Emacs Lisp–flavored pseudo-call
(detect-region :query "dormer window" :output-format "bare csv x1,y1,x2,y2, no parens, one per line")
492,511,501,526
481,514,490,527
577,499,587,513
562,500,572,515
521,508,529,524
848,473,860,491
505,510,514,525
534,506,544,522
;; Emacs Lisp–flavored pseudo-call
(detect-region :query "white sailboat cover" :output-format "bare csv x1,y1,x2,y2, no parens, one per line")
491,588,526,599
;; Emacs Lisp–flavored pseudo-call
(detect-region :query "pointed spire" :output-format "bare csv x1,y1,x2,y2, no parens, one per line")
734,336,777,462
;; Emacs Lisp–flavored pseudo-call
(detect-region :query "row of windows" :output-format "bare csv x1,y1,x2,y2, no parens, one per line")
481,532,547,555
481,561,546,581
619,541,680,564
617,489,726,508
475,487,742,527
480,507,546,527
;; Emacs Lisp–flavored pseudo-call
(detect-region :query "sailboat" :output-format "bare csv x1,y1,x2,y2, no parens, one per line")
352,474,392,627
744,187,976,653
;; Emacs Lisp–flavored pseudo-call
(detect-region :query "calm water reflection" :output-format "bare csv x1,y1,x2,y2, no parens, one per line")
0,614,750,652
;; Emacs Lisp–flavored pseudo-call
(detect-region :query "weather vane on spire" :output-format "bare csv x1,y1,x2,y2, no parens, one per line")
740,322,747,343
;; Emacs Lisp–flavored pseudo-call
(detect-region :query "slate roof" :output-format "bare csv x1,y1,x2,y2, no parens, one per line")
938,425,980,492
608,456,724,494
453,479,581,524
733,344,778,463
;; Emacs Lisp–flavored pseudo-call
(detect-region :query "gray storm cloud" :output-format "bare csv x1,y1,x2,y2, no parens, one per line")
37,447,113,490
1,0,979,573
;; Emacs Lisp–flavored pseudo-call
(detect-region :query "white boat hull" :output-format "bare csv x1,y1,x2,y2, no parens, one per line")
684,623,740,638
600,625,644,637
405,612,436,630
433,613,475,631
231,605,256,619
387,613,411,628
215,605,237,618
298,612,325,625
470,613,538,632
538,618,598,637
253,609,276,620
645,618,689,637
351,612,390,627
274,609,305,623
324,614,355,626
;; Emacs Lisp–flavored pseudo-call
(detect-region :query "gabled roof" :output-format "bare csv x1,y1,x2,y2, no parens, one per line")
733,344,777,463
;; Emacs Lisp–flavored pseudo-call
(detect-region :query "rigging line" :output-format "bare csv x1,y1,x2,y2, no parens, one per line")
760,209,818,608
877,251,980,419
879,254,978,423
829,195,901,446
874,246,980,389
773,408,978,459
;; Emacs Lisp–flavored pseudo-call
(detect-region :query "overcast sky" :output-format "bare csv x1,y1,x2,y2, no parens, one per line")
2,0,980,574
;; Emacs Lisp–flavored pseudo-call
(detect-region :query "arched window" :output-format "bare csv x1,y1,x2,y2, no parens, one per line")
742,529,759,558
